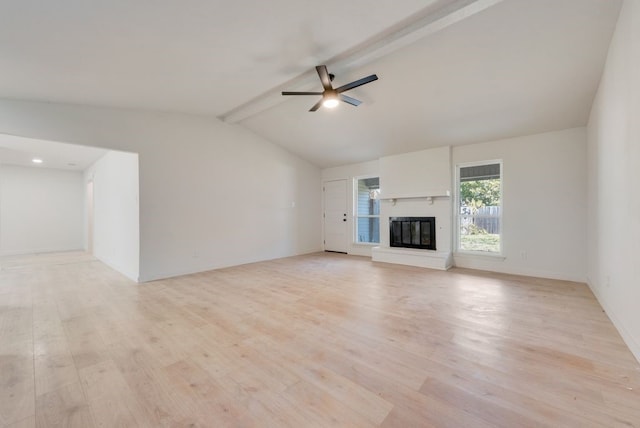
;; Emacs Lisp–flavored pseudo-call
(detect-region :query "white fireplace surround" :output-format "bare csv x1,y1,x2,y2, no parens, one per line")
372,146,453,270
372,207,453,270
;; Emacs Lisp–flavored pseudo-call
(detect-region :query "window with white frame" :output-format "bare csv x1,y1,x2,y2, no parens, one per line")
456,161,502,253
355,177,380,244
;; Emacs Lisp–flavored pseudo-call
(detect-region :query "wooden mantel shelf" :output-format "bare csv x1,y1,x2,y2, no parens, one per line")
381,190,450,200
380,190,451,205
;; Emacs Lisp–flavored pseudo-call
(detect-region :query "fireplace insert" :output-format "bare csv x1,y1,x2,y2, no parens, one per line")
389,217,436,250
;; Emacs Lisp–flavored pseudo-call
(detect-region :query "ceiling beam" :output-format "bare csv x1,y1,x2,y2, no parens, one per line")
219,0,504,124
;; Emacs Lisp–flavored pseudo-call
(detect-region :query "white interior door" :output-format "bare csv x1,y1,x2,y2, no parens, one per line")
324,179,348,253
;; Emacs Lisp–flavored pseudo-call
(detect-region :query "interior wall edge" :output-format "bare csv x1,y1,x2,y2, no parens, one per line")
588,278,640,364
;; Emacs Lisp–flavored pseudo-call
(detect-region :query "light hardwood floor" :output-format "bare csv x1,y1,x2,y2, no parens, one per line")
1,251,639,427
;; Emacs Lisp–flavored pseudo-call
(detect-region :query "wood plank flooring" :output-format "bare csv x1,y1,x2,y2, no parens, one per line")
1,251,639,427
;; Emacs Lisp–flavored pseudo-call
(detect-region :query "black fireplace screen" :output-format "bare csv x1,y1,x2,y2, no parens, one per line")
390,217,436,250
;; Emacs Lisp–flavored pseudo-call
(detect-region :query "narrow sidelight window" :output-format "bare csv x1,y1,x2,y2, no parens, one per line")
355,177,380,243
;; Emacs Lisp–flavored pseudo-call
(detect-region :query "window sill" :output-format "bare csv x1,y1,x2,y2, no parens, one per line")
454,251,506,261
353,242,380,247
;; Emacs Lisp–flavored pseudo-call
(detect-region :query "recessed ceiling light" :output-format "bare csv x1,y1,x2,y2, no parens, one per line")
32,158,43,164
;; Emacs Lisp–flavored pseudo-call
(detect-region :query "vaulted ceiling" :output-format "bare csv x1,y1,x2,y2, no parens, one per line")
0,0,622,168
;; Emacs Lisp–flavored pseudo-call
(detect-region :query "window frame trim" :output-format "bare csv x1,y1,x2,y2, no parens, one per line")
454,159,504,256
353,174,381,245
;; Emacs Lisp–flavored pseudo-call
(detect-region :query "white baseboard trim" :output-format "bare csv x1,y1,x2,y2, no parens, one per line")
138,248,323,283
453,254,586,283
588,280,640,364
0,247,84,257
93,255,139,283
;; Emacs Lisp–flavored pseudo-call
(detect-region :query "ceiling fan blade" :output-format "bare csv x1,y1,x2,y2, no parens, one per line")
282,91,323,96
335,74,378,93
316,65,333,91
309,99,324,112
340,94,362,107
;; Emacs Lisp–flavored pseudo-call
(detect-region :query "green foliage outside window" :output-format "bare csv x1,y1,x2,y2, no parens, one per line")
460,179,501,210
459,177,501,252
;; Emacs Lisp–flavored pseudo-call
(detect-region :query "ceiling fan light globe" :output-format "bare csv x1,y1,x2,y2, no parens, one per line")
323,98,339,108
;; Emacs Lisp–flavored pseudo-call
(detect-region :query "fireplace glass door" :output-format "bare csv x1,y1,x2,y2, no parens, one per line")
390,217,436,250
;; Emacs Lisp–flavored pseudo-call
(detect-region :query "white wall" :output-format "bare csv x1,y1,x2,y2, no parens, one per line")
379,146,451,199
84,151,140,282
323,131,587,280
453,128,587,282
587,0,640,361
0,165,83,255
321,150,454,258
0,100,322,281
322,160,379,257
